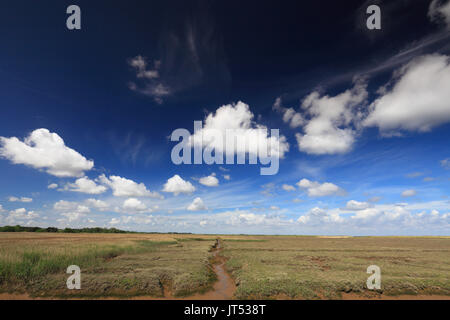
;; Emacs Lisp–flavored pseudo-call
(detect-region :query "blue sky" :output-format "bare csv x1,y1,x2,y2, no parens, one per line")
0,0,449,235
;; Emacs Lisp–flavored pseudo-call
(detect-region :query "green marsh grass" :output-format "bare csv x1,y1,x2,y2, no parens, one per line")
0,240,175,284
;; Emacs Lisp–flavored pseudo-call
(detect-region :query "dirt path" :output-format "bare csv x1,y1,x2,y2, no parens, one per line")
190,239,236,300
158,238,236,300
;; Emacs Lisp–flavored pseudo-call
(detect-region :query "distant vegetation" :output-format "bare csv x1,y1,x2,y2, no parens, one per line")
0,225,193,234
0,225,131,233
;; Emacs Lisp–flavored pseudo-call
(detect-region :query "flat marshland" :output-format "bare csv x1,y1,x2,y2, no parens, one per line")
0,233,449,299
0,233,219,298
222,236,450,299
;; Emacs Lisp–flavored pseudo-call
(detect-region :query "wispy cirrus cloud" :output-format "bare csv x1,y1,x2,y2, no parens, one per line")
128,55,170,104
429,0,450,29
127,2,230,104
441,158,450,169
8,196,33,203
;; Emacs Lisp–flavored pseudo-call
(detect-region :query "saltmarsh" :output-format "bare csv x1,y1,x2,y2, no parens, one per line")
222,236,450,299
0,233,218,297
1,233,449,299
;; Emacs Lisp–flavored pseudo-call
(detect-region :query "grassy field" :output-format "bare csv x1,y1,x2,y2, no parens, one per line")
0,233,449,299
222,236,450,299
0,233,220,297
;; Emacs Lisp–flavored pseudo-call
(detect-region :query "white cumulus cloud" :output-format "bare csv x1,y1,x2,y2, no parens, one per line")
6,208,39,223
282,184,296,192
187,197,207,211
364,54,450,134
273,97,305,128
98,174,162,198
162,175,196,195
65,177,107,195
199,173,219,187
109,217,120,225
297,207,343,225
85,199,109,211
0,129,94,177
189,101,289,160
53,200,90,214
402,189,417,197
60,211,85,222
123,198,148,213
295,79,368,155
297,178,345,197
345,200,370,211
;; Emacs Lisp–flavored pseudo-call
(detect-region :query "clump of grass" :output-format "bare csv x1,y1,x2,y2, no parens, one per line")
172,265,217,297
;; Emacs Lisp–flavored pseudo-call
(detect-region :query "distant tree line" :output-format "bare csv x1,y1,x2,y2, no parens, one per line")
0,225,131,233
0,225,193,234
